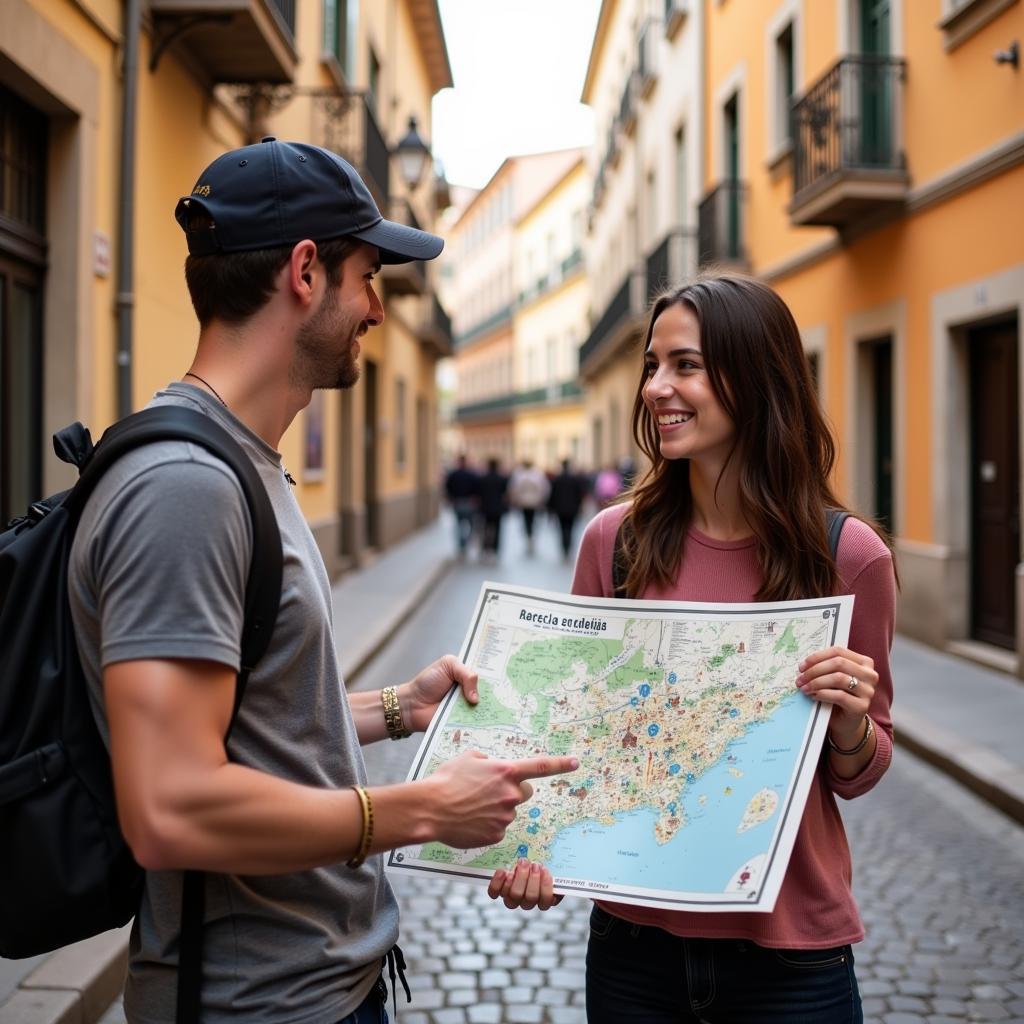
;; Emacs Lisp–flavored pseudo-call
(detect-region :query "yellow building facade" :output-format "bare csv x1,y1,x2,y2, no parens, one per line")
581,0,1024,668
448,148,585,472
0,0,453,575
512,155,589,473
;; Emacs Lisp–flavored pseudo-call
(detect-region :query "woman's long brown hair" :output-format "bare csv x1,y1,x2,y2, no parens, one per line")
621,273,889,600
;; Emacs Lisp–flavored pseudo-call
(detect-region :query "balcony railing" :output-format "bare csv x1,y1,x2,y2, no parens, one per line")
419,292,452,356
579,269,647,375
454,304,513,350
638,19,660,96
664,0,688,37
697,181,748,267
790,56,908,228
619,72,638,136
456,381,583,422
645,227,697,303
148,0,298,82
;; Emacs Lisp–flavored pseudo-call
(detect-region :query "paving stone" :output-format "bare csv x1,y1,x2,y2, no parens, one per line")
437,973,476,991
514,969,545,987
526,954,559,970
548,1009,587,1024
882,1015,929,1023
549,969,586,989
861,997,888,1017
889,995,930,1012
536,987,570,1006
504,1006,544,1024
430,1010,466,1024
448,954,487,972
466,1006,502,1024
446,990,476,1006
967,1003,1010,1020
490,955,524,969
409,989,445,1011
974,984,1014,1001
400,1014,430,1024
479,969,512,988
932,998,969,1016
501,986,535,1004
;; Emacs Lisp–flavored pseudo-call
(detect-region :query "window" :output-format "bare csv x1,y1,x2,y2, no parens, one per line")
322,0,358,80
674,126,688,224
367,46,381,114
774,22,795,153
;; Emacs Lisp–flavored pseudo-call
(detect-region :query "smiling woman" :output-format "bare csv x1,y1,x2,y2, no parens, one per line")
491,272,899,1024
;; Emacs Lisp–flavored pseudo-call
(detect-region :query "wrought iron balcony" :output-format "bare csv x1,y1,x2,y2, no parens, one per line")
325,91,390,208
645,227,697,303
638,19,660,97
418,292,452,357
579,269,647,377
148,0,297,82
664,0,688,39
453,304,513,350
456,382,583,422
790,56,909,229
697,181,748,268
619,72,638,137
379,198,426,296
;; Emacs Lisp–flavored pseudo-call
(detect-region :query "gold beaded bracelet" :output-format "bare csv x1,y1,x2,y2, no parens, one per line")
346,785,374,869
381,685,411,740
827,715,874,756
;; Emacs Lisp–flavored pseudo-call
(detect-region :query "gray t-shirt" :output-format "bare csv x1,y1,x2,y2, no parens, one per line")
68,383,398,1024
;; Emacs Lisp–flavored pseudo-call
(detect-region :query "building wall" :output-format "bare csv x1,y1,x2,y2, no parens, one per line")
1,0,452,577
700,0,1024,669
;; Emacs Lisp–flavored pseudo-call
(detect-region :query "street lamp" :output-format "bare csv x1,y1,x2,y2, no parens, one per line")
393,115,431,189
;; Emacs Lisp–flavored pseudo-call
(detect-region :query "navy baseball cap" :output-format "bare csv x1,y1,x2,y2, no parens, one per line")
174,136,443,265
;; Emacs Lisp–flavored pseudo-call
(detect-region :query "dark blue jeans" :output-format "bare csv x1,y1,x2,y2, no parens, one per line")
586,905,863,1024
334,978,389,1024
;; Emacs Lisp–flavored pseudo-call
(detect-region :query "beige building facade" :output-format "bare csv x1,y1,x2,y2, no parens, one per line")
580,0,706,471
448,149,584,471
580,0,1024,671
512,155,590,473
0,0,453,575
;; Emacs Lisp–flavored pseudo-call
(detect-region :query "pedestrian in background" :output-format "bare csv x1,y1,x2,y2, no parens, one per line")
547,458,587,561
491,273,895,1024
508,458,550,554
592,462,623,509
478,457,509,562
68,138,578,1024
444,454,481,559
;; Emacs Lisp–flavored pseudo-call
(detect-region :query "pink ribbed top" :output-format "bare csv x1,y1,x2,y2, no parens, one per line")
572,503,895,949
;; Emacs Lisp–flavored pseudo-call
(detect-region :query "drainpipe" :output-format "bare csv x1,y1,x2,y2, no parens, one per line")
116,0,142,419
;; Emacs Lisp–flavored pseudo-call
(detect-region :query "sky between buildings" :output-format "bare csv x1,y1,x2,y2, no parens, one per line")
432,0,601,190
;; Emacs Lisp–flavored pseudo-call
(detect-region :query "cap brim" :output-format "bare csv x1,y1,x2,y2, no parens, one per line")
350,218,444,265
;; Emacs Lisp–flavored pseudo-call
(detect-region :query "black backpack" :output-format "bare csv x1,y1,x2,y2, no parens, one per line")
0,405,283,1022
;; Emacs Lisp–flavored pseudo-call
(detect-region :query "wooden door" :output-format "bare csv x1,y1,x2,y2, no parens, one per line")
969,321,1020,649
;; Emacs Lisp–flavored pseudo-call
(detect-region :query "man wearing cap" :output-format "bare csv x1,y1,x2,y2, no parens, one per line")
68,138,577,1024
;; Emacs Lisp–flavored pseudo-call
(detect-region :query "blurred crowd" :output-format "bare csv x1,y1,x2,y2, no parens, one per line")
443,454,637,563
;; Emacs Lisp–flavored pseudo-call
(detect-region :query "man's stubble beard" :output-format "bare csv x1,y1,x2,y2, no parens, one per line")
295,285,363,391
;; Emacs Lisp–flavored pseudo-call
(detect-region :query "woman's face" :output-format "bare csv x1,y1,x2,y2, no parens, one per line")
642,303,736,467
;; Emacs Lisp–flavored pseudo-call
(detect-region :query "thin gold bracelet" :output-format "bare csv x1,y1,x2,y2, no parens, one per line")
381,685,411,740
827,715,874,756
346,785,373,868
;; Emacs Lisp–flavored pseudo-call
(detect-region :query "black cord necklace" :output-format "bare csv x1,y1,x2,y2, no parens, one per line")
183,370,227,407
182,371,297,487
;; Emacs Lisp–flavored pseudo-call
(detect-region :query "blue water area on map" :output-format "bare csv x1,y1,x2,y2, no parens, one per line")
547,695,812,894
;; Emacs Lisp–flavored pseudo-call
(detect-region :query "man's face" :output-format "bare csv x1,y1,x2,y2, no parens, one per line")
296,242,383,390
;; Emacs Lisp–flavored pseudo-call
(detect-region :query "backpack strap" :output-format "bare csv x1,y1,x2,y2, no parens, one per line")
68,405,283,1024
826,508,849,561
612,520,628,599
612,509,849,600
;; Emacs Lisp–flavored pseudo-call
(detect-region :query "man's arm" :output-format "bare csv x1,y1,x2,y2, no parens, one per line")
105,657,575,874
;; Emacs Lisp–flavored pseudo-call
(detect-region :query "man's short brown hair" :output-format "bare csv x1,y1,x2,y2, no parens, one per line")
182,209,359,326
